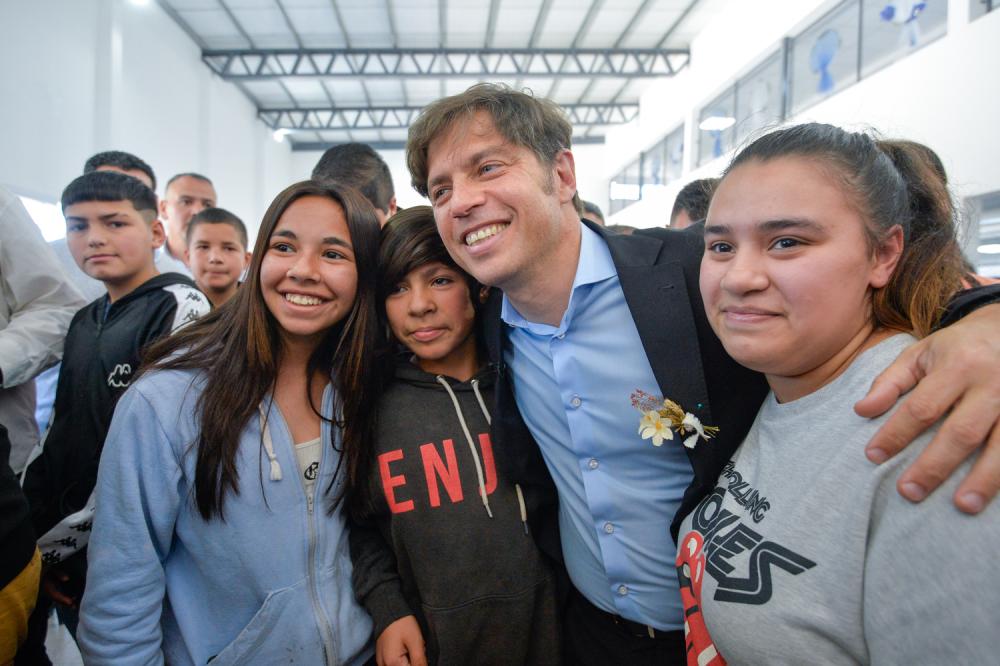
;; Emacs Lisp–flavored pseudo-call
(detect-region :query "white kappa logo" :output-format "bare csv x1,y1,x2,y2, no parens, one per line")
107,363,133,388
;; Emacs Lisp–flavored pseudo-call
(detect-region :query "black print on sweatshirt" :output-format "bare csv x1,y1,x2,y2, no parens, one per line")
378,434,496,513
687,487,816,605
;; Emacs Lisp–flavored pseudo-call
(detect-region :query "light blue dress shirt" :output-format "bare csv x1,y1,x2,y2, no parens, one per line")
501,224,693,631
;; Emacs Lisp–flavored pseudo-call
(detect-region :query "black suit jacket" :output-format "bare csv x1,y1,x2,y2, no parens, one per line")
482,220,769,566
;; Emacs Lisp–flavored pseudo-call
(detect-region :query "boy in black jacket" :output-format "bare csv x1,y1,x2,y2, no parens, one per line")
19,172,209,654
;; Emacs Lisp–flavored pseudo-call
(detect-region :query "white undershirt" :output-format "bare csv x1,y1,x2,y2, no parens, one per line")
294,437,321,505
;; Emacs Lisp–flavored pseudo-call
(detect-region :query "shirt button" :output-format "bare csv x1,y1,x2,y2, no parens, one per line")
617,584,628,596
557,333,566,339
588,458,599,470
570,395,582,408
603,522,614,534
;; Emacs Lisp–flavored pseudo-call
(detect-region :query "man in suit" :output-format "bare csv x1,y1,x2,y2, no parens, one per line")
404,83,1000,664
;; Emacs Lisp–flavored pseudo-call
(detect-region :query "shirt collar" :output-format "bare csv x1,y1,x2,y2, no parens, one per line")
501,222,616,332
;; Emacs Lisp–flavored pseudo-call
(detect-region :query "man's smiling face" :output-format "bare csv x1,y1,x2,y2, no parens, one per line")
425,112,574,293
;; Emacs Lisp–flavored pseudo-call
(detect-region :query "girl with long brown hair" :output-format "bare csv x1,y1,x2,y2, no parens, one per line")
675,124,1000,664
76,181,381,665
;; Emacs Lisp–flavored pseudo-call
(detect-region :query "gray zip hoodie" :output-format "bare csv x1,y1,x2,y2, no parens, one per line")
350,357,561,665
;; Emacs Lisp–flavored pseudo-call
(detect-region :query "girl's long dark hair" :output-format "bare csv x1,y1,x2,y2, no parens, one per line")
342,205,485,522
726,124,964,337
141,180,382,520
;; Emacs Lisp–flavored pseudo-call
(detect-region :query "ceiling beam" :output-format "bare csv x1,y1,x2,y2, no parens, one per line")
260,103,640,131
289,135,607,152
202,47,688,80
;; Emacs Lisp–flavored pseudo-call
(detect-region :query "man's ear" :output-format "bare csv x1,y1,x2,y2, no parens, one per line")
242,251,252,270
870,224,905,289
158,196,168,221
553,149,577,205
388,196,398,217
151,219,166,250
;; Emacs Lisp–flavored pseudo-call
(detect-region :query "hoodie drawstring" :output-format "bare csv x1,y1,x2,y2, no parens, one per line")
437,376,493,519
258,405,283,481
471,379,492,426
472,378,528,534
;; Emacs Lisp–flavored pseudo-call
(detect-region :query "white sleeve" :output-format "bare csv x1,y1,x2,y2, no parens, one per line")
77,385,182,665
162,283,211,332
0,190,86,387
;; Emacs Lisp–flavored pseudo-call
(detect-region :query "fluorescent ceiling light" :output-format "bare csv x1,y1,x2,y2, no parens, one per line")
699,116,735,132
129,0,151,6
978,243,1000,254
273,128,292,143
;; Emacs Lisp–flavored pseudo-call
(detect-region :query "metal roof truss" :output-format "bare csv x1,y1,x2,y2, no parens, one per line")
260,102,639,131
204,47,690,80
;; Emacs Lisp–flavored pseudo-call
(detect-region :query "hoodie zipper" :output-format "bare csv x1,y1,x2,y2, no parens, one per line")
304,413,338,665
265,402,339,664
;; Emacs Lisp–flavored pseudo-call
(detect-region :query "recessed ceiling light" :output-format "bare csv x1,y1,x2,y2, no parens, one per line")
699,116,736,132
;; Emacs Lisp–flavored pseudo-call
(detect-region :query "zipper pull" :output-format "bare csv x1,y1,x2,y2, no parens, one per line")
307,492,315,515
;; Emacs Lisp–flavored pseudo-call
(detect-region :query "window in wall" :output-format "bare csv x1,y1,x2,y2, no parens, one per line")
608,158,643,215
861,0,947,77
969,191,1000,278
19,195,65,242
790,1,861,114
734,49,786,147
970,0,997,20
698,87,737,166
664,125,685,183
641,136,668,196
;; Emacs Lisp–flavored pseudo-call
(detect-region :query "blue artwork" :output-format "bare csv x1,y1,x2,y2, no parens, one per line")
669,139,683,172
810,29,841,94
880,0,928,48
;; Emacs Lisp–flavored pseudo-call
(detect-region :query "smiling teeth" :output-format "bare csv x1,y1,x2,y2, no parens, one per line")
465,224,507,246
285,293,322,305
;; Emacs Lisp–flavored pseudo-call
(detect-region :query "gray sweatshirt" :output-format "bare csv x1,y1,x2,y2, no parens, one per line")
677,334,1000,665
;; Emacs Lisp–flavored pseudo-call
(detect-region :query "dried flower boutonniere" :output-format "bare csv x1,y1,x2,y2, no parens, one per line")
631,389,719,449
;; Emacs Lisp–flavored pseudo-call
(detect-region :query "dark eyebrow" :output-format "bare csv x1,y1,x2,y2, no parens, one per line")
273,229,351,249
323,236,351,249
427,145,508,191
704,218,824,235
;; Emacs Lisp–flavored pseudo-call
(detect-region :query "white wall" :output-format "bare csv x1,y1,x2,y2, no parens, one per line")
605,0,1000,229
0,0,294,244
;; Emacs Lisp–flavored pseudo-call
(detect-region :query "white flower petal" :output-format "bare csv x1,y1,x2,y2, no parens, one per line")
683,433,700,449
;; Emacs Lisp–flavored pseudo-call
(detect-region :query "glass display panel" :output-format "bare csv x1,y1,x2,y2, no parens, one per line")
735,50,785,146
789,1,861,114
861,0,947,77
698,87,737,166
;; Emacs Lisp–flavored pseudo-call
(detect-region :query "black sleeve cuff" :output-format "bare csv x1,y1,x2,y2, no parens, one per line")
938,284,1000,329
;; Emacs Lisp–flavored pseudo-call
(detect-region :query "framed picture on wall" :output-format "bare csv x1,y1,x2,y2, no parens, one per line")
860,0,948,77
698,87,737,166
735,48,786,147
789,0,861,114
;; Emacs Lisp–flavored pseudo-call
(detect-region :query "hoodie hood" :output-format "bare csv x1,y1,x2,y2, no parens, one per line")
392,353,496,392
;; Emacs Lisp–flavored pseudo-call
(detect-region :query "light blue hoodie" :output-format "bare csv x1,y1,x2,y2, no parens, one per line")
78,367,373,665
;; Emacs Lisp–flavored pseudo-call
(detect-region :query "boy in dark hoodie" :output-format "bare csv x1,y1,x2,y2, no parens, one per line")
20,171,209,654
347,206,561,666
